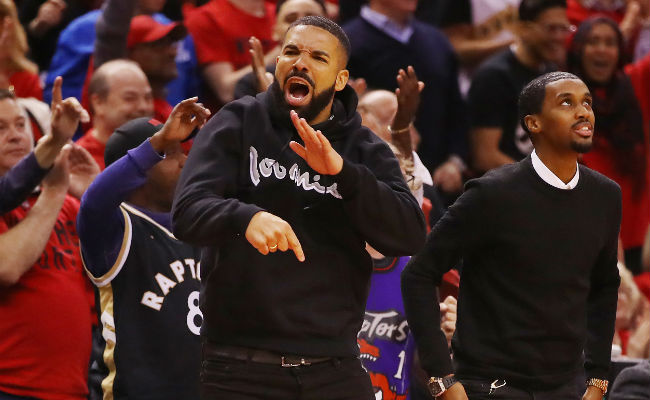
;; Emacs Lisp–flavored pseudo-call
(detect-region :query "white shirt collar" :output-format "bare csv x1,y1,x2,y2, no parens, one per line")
531,150,579,190
360,5,414,44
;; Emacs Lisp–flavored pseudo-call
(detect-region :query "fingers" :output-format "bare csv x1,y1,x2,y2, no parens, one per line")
285,227,305,262
290,110,321,149
245,212,305,262
51,76,63,107
289,141,307,161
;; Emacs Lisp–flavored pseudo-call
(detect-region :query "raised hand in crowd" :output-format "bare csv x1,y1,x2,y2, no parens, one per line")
620,0,644,43
33,76,89,169
391,66,424,159
28,0,67,37
67,144,99,199
290,110,344,175
440,295,457,348
149,96,211,152
249,36,275,94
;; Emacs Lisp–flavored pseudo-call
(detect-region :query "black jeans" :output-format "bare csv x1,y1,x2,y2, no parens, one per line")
459,377,580,400
200,353,374,400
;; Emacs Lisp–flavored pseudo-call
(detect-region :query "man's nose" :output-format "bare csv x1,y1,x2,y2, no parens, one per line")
292,54,309,71
576,103,591,119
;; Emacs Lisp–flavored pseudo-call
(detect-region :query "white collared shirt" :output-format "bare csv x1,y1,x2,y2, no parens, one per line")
531,150,579,190
360,5,414,44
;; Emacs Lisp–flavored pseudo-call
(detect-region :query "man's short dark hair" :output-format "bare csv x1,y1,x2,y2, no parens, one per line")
518,71,581,133
286,15,351,61
519,0,567,22
275,0,326,16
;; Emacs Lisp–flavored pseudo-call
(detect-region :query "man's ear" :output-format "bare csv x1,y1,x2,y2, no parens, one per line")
524,115,541,134
335,69,349,91
89,93,102,116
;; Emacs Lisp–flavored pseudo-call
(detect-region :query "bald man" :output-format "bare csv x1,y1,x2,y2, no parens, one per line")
76,59,155,169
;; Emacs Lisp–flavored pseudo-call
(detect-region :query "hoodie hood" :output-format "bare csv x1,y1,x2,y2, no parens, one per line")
260,83,362,142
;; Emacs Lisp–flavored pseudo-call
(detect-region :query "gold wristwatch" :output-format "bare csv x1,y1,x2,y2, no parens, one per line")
586,378,608,395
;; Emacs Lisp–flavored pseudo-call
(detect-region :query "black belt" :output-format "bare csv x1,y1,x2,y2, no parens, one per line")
206,344,333,367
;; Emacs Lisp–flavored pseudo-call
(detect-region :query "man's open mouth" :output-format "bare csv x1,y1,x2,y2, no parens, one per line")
285,77,312,107
572,121,593,138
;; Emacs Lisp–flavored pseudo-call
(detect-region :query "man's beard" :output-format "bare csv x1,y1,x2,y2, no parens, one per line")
270,78,336,123
571,140,593,153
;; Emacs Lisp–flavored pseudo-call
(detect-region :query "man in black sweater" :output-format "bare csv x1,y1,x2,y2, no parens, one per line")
172,16,426,399
402,72,621,400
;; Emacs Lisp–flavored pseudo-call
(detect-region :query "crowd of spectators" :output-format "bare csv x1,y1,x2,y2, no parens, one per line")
0,0,648,399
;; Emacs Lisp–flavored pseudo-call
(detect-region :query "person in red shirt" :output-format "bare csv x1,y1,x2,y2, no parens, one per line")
0,81,99,400
568,16,649,274
76,59,154,170
185,0,276,108
0,0,42,100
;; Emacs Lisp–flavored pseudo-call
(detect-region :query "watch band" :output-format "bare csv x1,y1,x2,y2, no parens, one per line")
586,378,608,394
428,375,458,397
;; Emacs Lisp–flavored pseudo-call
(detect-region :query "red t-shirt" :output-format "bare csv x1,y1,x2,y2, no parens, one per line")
76,130,106,170
0,195,95,400
566,0,624,27
186,0,276,69
9,70,43,100
625,54,650,129
154,97,173,123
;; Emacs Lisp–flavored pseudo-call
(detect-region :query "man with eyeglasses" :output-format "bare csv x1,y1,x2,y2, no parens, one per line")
468,0,573,175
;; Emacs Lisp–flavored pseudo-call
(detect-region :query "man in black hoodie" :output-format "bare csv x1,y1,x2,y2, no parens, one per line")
172,16,426,400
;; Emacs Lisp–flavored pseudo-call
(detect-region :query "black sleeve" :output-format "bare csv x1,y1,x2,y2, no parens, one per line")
467,65,510,129
401,178,490,377
584,183,622,380
172,103,264,247
335,135,427,255
436,0,472,28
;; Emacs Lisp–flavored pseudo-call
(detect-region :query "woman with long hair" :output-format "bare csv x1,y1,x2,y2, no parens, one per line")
569,16,648,274
0,0,42,99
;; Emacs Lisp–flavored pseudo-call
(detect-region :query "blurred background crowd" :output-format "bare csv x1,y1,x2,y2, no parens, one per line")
0,0,648,399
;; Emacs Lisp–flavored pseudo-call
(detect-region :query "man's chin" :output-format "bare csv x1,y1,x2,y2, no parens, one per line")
571,140,593,154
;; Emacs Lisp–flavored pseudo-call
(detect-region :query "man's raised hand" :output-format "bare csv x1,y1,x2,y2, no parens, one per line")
392,66,424,131
245,211,305,262
249,36,274,93
289,110,343,175
149,97,210,152
67,144,100,199
51,75,90,143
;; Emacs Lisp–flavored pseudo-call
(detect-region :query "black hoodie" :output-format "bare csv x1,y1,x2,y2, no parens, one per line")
172,85,426,357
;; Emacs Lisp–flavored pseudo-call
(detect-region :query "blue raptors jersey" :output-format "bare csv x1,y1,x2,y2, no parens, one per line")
82,203,202,400
359,256,414,400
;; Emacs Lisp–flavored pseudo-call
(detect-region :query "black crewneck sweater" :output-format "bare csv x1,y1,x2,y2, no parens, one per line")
402,155,621,389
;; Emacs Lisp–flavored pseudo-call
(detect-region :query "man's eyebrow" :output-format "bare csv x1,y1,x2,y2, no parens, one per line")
283,43,299,50
556,92,574,99
311,50,330,58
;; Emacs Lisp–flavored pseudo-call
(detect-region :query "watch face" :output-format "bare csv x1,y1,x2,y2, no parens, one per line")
428,379,445,396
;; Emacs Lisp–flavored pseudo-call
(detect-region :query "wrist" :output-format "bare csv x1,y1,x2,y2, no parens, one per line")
586,378,608,396
428,375,458,398
388,122,412,135
34,136,65,168
148,134,169,154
